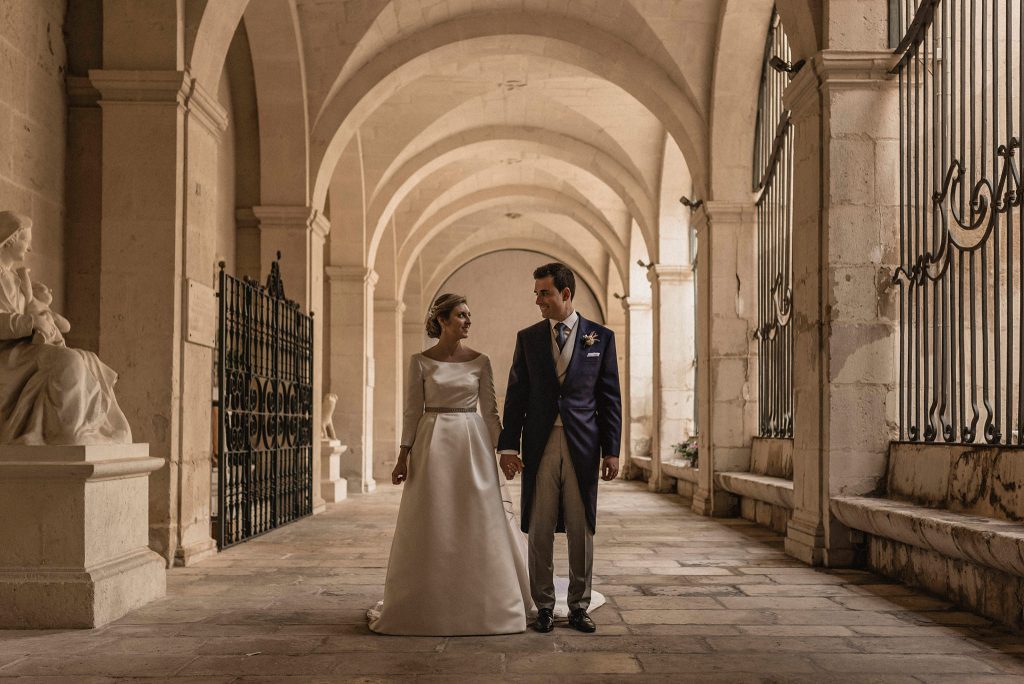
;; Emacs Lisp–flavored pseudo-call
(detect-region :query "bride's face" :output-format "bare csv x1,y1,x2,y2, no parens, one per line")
440,304,471,339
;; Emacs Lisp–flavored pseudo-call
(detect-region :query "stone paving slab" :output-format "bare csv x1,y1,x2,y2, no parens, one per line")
0,479,1022,682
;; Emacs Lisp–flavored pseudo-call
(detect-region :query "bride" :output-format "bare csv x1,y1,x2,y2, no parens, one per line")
368,293,532,635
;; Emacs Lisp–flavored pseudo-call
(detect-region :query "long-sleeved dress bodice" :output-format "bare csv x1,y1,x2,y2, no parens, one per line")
369,352,532,636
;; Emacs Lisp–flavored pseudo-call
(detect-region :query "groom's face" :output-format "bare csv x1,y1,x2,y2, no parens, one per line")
534,276,571,321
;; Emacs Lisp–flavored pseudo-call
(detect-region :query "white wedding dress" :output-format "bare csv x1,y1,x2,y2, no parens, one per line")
367,352,602,636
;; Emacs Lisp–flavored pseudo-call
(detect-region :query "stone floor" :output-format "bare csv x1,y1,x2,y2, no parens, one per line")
1,480,1023,682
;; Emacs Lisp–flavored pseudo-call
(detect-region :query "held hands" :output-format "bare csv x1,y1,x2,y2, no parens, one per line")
601,456,620,481
499,453,524,480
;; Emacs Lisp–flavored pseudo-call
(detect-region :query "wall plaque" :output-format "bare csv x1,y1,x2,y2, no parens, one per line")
186,279,217,348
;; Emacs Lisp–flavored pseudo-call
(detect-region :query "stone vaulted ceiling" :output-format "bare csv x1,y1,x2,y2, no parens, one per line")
271,0,773,314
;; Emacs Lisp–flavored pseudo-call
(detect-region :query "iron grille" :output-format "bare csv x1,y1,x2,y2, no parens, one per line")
215,254,314,549
891,0,1023,444
753,9,795,439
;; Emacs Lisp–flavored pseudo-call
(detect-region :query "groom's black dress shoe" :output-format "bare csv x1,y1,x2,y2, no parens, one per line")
568,608,596,633
533,608,554,633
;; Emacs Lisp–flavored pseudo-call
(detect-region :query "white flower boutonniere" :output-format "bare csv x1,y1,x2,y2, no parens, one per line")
582,331,599,347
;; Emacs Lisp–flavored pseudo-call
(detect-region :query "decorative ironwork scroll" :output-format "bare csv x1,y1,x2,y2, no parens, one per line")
891,0,1023,444
215,254,314,549
753,9,795,438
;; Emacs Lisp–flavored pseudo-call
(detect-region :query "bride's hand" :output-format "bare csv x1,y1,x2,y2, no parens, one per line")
392,458,408,485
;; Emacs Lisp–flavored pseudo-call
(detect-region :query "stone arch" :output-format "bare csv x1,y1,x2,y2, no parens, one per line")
395,185,628,296
709,0,775,201
188,0,249,91
309,12,709,217
774,0,823,62
423,237,607,320
366,127,656,268
242,1,310,205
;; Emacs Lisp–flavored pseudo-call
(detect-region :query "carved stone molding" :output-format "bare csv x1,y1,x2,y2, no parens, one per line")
89,69,228,138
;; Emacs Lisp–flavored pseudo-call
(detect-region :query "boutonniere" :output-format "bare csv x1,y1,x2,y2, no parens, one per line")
582,331,599,347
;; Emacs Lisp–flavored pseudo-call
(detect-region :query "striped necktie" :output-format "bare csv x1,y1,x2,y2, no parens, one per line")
555,322,569,351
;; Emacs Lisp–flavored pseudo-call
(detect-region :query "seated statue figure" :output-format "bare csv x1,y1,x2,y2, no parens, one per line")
0,211,131,445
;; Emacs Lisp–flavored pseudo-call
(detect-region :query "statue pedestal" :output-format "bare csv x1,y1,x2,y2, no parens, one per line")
320,439,348,503
0,443,166,628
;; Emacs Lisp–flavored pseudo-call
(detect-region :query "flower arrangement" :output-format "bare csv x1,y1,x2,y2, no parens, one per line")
671,435,699,467
582,331,599,347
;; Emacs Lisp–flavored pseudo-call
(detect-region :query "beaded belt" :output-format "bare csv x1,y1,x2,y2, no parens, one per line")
425,407,476,413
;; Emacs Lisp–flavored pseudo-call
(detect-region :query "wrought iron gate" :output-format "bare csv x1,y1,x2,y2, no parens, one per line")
215,255,314,549
753,9,795,438
891,0,1022,444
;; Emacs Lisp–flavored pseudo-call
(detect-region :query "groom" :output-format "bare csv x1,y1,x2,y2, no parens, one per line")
498,262,622,634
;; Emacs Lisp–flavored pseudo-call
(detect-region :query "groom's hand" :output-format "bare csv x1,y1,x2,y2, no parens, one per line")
601,456,619,481
499,453,524,480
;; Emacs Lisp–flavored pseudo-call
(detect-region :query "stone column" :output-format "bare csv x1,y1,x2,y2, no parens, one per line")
326,266,377,494
648,264,696,490
91,69,227,565
374,299,405,482
252,205,330,515
622,296,653,477
692,202,757,517
613,296,632,474
784,51,898,566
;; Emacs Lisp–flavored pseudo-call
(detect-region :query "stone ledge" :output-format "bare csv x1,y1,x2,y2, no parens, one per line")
831,496,1024,577
661,459,698,483
716,471,794,509
631,455,652,471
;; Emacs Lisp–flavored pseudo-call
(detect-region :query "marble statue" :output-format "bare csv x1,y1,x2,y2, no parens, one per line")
0,211,131,445
321,392,338,440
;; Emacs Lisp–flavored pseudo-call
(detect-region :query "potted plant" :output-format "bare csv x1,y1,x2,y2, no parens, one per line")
671,436,698,467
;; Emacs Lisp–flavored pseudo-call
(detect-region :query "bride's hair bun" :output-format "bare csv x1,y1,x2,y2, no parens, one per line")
425,293,467,338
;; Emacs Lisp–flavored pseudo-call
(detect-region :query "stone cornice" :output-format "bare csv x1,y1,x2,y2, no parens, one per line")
697,200,756,225
648,264,694,283
250,206,331,240
783,64,821,122
66,76,100,107
814,50,899,89
234,207,259,230
89,69,188,103
186,78,229,137
325,265,378,287
374,299,407,314
310,212,331,239
619,296,652,312
88,69,228,138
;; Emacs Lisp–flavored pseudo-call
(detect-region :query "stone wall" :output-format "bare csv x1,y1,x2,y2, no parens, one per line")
0,0,67,308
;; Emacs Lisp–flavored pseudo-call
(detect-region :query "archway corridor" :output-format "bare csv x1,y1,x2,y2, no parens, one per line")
5,0,1024,668
1,481,1022,681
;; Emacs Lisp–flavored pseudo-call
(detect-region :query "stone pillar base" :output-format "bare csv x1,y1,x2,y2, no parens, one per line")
341,447,376,494
0,444,167,628
691,487,738,517
174,537,217,567
785,512,826,566
321,439,349,503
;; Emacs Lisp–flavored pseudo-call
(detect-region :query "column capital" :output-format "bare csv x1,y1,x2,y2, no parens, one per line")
696,201,756,226
619,296,652,312
646,264,693,284
326,265,379,287
67,76,100,108
374,299,406,314
814,50,899,90
89,69,228,138
252,206,331,239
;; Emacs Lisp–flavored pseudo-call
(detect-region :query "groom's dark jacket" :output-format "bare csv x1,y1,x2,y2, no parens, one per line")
498,315,622,534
